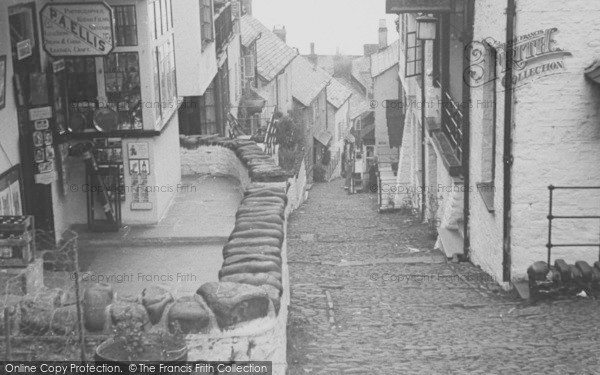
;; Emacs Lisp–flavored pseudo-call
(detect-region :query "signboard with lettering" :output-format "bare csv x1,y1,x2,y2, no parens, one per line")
40,2,114,57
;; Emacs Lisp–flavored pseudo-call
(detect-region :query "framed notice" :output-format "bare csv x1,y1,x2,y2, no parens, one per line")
16,39,32,60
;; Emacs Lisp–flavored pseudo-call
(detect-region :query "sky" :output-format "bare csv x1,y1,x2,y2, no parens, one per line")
252,0,398,56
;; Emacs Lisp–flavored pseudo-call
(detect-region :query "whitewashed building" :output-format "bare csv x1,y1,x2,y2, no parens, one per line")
387,0,600,287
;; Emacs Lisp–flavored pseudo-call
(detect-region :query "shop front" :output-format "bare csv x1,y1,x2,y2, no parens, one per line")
3,0,182,240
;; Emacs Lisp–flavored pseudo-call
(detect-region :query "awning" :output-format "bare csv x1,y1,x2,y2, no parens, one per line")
584,59,600,85
314,130,333,146
344,133,356,143
386,0,453,14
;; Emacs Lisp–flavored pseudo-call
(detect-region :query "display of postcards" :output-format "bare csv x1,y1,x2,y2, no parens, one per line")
45,146,55,161
93,138,108,148
44,130,53,146
129,160,139,175
33,131,44,147
34,148,45,163
38,161,53,173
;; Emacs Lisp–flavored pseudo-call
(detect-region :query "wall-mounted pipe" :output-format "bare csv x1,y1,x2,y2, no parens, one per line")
503,0,516,282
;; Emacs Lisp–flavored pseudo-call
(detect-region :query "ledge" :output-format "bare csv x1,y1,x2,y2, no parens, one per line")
430,130,462,177
476,182,495,213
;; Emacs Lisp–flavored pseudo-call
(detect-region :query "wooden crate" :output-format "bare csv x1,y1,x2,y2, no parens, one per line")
0,216,35,268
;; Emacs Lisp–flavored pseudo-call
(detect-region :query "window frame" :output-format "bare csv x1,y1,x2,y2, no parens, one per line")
405,31,423,78
114,5,138,47
200,0,214,50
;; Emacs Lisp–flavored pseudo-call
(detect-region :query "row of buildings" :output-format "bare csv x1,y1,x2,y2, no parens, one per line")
377,0,600,287
0,0,390,246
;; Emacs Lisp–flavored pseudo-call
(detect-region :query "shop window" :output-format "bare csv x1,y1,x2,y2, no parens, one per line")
155,36,177,127
104,52,143,130
405,31,422,78
201,0,214,49
66,57,98,131
114,5,138,46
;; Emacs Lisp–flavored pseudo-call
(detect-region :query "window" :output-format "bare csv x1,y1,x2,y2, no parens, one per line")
243,55,255,80
355,117,362,132
114,5,138,46
200,0,214,49
155,36,177,126
104,52,142,130
405,31,422,78
481,45,498,184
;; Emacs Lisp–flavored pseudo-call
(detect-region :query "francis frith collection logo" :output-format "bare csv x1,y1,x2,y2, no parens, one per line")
465,27,573,90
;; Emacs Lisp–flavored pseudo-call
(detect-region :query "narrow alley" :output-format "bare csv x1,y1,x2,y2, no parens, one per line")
287,180,600,374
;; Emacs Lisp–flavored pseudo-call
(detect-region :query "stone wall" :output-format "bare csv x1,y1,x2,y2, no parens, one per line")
3,136,307,374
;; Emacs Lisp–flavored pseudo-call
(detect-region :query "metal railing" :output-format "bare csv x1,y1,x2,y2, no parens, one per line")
441,91,464,161
546,185,600,266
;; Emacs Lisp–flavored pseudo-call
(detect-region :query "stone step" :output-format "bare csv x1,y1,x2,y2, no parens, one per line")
437,227,464,258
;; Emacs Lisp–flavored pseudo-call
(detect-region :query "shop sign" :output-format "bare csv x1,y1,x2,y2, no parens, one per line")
40,2,114,57
52,59,66,73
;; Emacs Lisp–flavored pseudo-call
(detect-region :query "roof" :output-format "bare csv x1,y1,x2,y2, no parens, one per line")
336,76,373,120
370,40,399,78
351,56,372,91
292,56,331,107
327,78,352,109
241,15,298,82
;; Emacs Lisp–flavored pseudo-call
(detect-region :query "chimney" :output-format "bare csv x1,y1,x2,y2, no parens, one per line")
241,0,252,15
273,25,286,42
378,19,388,50
310,42,315,56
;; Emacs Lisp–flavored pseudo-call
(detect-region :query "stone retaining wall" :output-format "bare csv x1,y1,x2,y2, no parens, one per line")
2,136,305,374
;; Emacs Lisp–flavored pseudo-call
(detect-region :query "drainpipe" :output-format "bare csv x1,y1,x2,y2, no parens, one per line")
463,0,475,259
503,0,516,282
421,46,427,222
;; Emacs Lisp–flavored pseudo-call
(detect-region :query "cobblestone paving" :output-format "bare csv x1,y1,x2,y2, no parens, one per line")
287,179,600,375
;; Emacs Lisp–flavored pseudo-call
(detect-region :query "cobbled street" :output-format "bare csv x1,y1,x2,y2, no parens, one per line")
287,180,600,374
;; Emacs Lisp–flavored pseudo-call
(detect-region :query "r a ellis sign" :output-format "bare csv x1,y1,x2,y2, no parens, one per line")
40,2,114,57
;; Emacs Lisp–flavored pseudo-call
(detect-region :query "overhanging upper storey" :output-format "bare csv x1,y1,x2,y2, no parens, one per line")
386,0,453,14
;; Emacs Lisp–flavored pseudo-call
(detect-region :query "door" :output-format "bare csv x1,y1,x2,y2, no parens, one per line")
9,3,55,234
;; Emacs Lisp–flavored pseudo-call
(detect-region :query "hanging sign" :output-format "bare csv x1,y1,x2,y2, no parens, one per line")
40,2,114,57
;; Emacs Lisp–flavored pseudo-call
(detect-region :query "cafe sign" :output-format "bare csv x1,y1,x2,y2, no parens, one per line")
40,2,114,57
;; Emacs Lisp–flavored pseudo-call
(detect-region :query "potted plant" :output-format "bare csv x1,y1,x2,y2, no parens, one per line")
95,314,187,362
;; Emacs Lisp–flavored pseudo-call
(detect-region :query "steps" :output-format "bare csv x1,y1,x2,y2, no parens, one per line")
378,166,398,212
522,259,600,300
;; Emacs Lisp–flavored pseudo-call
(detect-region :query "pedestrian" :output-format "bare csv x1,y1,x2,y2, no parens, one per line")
344,156,353,191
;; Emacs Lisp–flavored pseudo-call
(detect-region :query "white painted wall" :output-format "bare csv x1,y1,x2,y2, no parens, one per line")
172,0,218,97
470,0,600,283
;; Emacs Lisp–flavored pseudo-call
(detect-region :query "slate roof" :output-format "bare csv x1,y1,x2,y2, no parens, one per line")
370,40,399,78
336,76,373,120
241,15,298,82
291,56,331,107
327,78,352,109
351,56,372,91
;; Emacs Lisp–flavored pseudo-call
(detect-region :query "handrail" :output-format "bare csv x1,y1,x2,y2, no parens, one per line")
546,185,600,265
441,91,464,161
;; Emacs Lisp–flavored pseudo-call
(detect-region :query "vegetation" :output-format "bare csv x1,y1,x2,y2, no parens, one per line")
276,114,306,172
